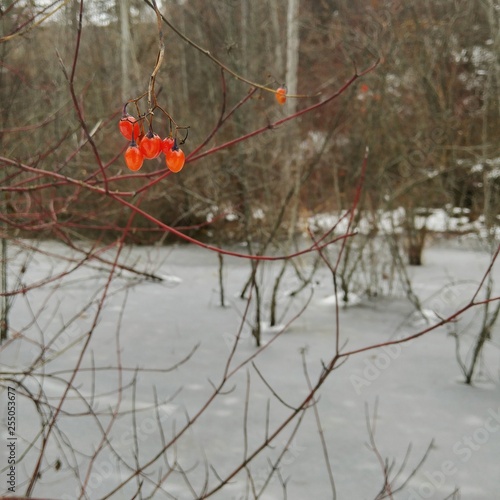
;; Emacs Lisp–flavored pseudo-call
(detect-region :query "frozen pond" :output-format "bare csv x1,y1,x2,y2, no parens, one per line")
1,238,499,499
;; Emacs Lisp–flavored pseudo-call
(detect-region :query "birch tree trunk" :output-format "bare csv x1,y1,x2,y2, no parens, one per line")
285,0,301,239
286,0,300,114
269,0,284,78
120,0,133,102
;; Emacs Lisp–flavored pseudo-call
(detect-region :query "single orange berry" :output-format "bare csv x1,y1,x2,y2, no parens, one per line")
165,146,185,173
119,114,141,141
125,140,144,171
139,130,162,159
275,87,287,105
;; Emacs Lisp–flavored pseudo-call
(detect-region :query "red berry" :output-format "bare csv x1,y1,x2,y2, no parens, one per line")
162,136,175,154
275,87,287,105
119,114,141,141
165,146,185,173
125,141,144,171
139,131,162,159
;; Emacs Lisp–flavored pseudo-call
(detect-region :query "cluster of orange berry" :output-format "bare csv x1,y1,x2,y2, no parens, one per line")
119,85,285,172
119,111,185,173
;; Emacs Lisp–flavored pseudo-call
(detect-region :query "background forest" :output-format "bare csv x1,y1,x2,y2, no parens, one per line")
2,0,499,246
1,1,500,499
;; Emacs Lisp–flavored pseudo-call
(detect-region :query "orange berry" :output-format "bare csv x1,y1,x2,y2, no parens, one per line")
139,131,162,159
165,147,185,173
125,141,144,171
119,114,141,141
275,87,287,105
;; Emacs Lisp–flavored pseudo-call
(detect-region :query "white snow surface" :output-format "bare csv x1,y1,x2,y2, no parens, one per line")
1,239,499,499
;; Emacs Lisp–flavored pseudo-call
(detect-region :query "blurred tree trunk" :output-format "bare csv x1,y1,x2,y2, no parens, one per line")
241,0,249,69
120,0,133,102
179,3,190,118
286,0,299,113
285,0,301,239
270,0,284,77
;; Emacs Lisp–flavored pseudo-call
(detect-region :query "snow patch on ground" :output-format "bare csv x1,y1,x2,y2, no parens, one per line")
319,291,363,307
159,273,183,286
259,321,288,334
408,308,444,327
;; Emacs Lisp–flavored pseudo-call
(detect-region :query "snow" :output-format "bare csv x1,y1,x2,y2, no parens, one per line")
1,239,499,499
158,273,183,286
408,308,445,327
299,131,329,158
259,321,288,335
452,45,496,67
225,212,238,222
253,208,265,220
470,158,500,178
319,291,363,307
306,206,499,237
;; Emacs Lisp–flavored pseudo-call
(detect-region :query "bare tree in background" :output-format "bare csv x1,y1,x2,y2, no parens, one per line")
120,0,133,102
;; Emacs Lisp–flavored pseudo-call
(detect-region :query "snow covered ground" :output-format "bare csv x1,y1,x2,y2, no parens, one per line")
1,237,499,499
